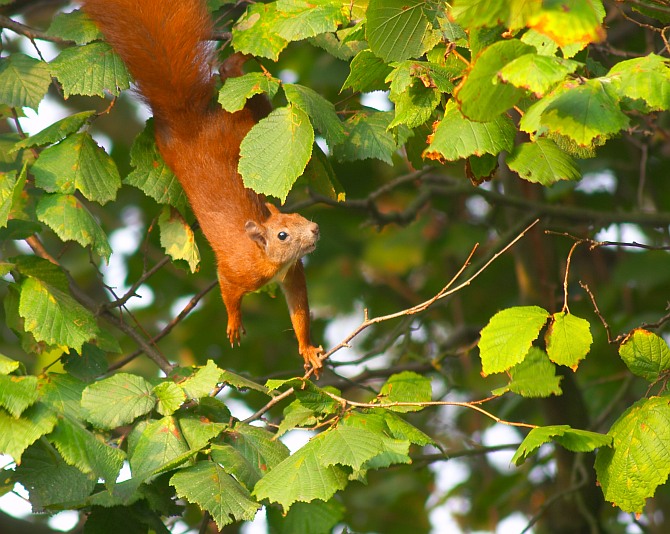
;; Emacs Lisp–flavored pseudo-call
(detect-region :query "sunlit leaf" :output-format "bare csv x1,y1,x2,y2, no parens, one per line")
158,206,200,273
619,329,670,382
81,373,156,429
253,434,348,511
239,105,314,202
0,54,51,110
507,138,581,185
457,39,534,121
31,132,121,205
513,424,611,465
595,396,670,513
479,306,549,375
424,101,516,162
50,42,131,97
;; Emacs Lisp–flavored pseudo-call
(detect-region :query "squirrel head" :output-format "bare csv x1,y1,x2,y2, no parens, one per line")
245,203,320,266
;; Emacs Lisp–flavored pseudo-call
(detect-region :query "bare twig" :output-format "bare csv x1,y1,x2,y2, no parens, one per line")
579,281,618,344
0,14,75,45
108,280,218,372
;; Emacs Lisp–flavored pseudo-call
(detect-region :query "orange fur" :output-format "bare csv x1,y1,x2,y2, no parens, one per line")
82,0,324,374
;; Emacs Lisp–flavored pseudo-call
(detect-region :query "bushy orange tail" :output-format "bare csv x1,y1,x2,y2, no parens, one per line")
82,0,215,133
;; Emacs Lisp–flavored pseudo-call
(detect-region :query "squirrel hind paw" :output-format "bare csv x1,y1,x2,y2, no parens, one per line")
301,345,325,378
227,323,245,347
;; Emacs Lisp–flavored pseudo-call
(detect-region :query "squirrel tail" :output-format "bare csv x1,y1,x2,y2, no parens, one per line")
82,0,215,133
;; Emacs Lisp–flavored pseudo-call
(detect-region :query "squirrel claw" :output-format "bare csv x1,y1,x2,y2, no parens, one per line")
227,323,245,347
301,345,325,379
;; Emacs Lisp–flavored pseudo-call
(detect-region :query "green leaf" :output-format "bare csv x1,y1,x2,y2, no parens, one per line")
424,101,516,162
125,121,188,214
179,360,223,399
218,72,280,113
457,39,534,122
178,414,227,451
528,0,606,48
0,353,20,375
379,371,432,412
539,79,629,148
0,169,19,228
499,54,580,97
339,412,412,470
0,374,38,417
46,9,102,45
0,403,58,463
0,54,51,111
302,143,346,202
309,31,366,61
366,0,438,62
507,138,581,185
49,414,125,487
619,329,670,382
449,0,533,30
215,424,290,488
513,424,611,465
284,83,345,146
267,499,344,534
49,42,131,98
276,398,318,437
31,132,121,205
342,49,393,93
153,382,186,416
81,373,156,429
220,369,271,395
334,111,400,165
12,111,95,151
19,276,100,353
389,82,440,129
608,54,670,112
294,383,341,414
239,105,314,202
595,396,670,513
493,347,562,398
274,0,348,42
39,373,86,420
233,3,289,61
383,410,434,446
545,311,593,369
36,194,112,261
478,305,549,375
15,442,96,511
158,206,200,273
253,434,349,511
171,461,260,529
319,425,405,470
62,343,110,382
130,416,190,480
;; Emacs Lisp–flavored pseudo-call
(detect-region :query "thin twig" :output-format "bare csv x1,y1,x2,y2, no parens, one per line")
107,280,218,372
579,281,617,344
320,389,539,429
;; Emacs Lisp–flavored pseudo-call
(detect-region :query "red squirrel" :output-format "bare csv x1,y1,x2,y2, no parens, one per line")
82,0,324,374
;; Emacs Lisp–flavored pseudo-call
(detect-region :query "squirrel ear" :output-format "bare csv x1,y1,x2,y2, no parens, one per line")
245,220,267,248
265,202,280,215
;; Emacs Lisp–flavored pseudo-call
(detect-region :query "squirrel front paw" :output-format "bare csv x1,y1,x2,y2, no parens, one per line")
300,345,325,378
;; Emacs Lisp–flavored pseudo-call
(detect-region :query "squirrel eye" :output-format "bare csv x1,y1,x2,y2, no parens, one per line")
278,231,288,241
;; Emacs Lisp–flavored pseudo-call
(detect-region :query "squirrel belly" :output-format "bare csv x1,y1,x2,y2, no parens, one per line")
82,0,324,374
